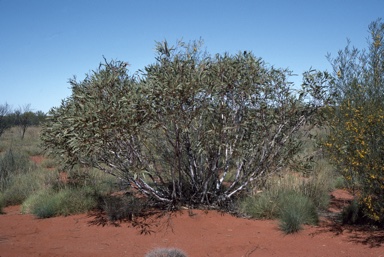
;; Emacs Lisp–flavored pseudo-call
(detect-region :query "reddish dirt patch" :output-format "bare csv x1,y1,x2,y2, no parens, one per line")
30,155,45,165
1,190,383,257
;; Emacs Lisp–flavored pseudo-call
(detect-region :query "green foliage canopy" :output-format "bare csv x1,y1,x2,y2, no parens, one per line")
42,40,330,210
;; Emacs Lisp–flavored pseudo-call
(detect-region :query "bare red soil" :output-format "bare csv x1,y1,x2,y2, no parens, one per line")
0,189,383,257
30,156,45,165
3,157,383,256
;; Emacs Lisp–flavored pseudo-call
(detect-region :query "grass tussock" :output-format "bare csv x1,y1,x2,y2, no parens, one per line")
239,158,337,234
278,191,319,234
23,186,98,218
21,166,119,218
145,248,188,257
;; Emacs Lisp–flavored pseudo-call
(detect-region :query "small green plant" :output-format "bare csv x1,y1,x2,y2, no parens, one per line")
21,191,42,214
145,248,187,257
29,189,59,218
278,191,318,234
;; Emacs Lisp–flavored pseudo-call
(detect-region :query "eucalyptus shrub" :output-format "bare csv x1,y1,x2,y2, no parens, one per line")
41,40,329,211
324,19,384,224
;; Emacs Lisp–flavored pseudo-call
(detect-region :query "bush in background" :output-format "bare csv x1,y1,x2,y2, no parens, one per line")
0,124,117,218
1,168,57,206
0,149,33,192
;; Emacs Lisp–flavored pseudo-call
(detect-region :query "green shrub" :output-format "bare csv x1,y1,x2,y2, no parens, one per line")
18,165,117,218
56,186,98,216
239,162,334,220
21,191,42,214
324,19,384,224
341,199,361,225
278,191,318,234
239,191,279,219
1,168,57,206
239,181,320,234
41,40,329,212
26,186,98,218
145,248,187,257
29,189,59,218
293,157,336,210
299,179,330,210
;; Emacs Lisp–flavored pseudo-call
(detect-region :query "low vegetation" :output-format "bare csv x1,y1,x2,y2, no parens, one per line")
0,127,119,217
278,191,318,234
23,187,98,218
238,158,336,233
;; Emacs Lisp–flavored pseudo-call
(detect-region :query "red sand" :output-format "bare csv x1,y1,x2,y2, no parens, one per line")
4,153,384,256
1,189,383,257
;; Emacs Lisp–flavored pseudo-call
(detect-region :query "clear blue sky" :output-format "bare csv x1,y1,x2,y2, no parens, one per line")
1,0,383,113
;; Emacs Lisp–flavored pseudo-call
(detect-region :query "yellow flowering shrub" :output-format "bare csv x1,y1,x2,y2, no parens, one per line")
325,19,384,224
324,100,384,223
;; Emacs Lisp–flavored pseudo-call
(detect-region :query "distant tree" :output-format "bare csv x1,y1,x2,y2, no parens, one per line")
15,104,34,139
34,110,47,125
0,102,11,137
41,40,330,211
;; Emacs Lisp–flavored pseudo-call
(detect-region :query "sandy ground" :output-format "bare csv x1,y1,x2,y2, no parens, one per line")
0,189,383,257
2,156,383,256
